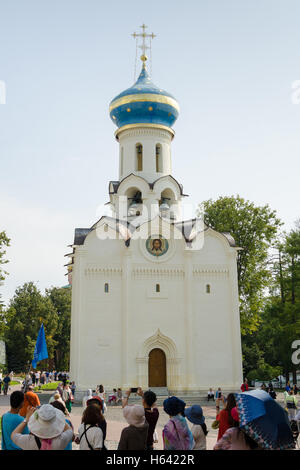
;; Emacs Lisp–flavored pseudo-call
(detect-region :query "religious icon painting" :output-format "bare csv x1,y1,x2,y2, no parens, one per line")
146,235,169,257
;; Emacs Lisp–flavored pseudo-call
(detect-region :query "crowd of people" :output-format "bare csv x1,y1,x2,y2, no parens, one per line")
1,376,299,451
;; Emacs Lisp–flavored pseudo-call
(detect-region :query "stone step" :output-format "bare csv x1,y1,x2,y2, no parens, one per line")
148,387,169,396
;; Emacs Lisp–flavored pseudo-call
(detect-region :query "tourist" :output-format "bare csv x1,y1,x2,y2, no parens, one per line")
51,400,74,450
108,388,118,405
240,379,249,392
286,381,291,392
70,381,76,399
85,395,107,448
3,373,11,395
35,371,40,387
0,374,2,394
285,390,298,420
216,393,236,441
82,389,93,408
215,387,225,414
207,388,214,401
292,384,299,395
162,396,194,450
214,407,259,450
11,404,73,450
31,372,36,386
1,391,29,450
62,383,73,413
268,384,277,400
117,404,149,450
49,392,68,413
132,388,160,450
97,384,106,412
19,386,40,417
78,404,104,450
185,405,208,450
116,388,123,404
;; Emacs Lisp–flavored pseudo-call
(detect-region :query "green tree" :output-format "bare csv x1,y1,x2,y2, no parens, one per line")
4,282,59,371
46,286,71,370
197,195,282,334
0,231,10,337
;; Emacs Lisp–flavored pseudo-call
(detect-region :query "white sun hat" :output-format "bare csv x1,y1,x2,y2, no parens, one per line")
28,404,66,439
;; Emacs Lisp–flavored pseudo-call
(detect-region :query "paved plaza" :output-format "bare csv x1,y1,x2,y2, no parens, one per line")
0,384,290,450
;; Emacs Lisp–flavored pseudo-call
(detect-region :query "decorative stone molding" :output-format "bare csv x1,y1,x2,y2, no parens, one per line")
85,266,122,277
132,265,184,279
139,329,178,359
193,265,229,278
119,128,172,141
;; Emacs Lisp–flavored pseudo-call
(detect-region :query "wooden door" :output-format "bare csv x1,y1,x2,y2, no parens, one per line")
148,348,167,387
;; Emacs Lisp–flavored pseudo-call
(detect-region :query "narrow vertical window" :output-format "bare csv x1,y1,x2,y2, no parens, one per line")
120,147,124,175
104,283,109,293
156,284,160,293
206,284,211,294
104,224,108,232
136,143,143,171
156,144,162,172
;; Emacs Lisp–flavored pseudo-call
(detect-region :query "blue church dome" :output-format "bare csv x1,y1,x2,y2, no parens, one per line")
109,64,179,129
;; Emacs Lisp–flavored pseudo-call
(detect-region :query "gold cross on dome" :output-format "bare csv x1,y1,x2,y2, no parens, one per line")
132,24,156,64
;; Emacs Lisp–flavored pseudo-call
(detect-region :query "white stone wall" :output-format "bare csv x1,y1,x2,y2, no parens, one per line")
70,225,243,393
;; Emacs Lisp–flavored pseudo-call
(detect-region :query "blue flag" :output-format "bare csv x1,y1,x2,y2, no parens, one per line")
32,324,48,369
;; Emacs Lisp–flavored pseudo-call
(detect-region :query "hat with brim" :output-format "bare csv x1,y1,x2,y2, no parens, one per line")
123,405,145,427
28,404,66,439
185,405,205,425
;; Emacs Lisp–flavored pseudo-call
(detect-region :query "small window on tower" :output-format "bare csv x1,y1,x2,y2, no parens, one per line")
206,284,211,294
104,283,109,293
156,284,160,293
156,144,162,172
104,224,108,232
136,143,143,171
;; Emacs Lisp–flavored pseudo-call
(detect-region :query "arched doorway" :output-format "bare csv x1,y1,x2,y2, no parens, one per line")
148,348,167,387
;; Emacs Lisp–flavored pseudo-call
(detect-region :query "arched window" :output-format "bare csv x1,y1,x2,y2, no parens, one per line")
120,147,124,175
136,143,143,171
104,283,109,293
156,144,162,172
104,224,108,233
156,284,160,293
206,284,211,294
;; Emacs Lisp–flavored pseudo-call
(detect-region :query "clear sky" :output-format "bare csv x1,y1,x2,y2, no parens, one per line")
1,0,300,305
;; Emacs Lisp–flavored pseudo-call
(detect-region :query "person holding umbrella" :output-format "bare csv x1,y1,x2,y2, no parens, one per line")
214,407,259,450
234,389,295,450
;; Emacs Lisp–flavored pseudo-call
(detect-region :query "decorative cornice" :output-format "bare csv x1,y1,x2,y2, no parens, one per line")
115,123,175,141
85,266,122,276
132,265,185,279
193,265,229,278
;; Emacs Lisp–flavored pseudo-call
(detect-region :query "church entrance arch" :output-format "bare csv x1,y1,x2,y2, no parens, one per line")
148,348,166,387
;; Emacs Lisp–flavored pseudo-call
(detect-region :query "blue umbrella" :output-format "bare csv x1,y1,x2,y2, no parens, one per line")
235,390,295,450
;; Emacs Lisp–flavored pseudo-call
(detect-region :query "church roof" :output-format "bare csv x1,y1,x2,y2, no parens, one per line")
109,65,179,130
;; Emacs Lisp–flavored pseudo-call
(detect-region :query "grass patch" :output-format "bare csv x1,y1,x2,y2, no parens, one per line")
34,382,59,392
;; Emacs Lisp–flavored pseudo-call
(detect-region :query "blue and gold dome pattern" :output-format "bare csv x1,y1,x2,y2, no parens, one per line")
109,64,179,130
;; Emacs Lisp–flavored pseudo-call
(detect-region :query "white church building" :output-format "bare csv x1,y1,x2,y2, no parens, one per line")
68,29,243,395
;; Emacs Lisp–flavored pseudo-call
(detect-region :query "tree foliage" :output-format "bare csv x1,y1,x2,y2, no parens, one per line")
198,195,282,334
0,231,10,335
4,282,59,371
46,286,71,371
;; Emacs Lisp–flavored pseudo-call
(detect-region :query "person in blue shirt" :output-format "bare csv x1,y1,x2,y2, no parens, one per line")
1,390,29,450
